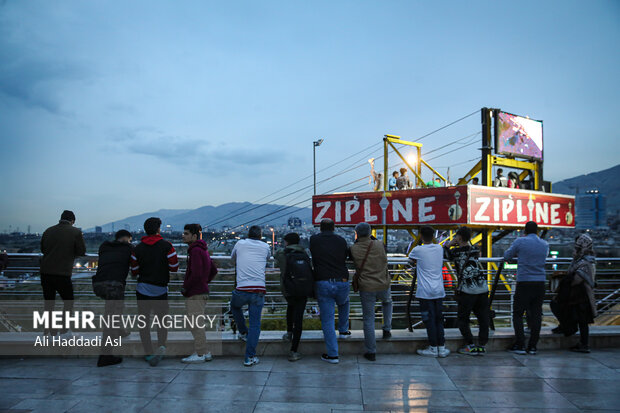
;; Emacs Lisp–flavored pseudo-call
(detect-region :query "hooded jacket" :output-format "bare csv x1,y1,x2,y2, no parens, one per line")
350,236,390,292
40,220,87,276
183,239,217,297
130,234,178,286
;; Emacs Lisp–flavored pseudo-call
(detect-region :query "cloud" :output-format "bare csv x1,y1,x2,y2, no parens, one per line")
114,128,284,173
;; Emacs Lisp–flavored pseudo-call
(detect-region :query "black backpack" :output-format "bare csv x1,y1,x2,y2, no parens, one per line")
283,249,314,297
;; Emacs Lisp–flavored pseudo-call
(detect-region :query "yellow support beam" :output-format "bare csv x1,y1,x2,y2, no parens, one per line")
491,156,537,171
457,160,482,185
387,140,426,187
421,159,447,183
385,136,423,148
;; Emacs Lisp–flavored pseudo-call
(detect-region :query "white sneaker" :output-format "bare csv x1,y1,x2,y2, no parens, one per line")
181,352,212,364
243,356,259,366
417,346,438,357
438,345,450,358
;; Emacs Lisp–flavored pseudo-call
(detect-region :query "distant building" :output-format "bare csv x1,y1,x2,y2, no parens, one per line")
95,226,102,234
287,216,302,228
576,190,608,229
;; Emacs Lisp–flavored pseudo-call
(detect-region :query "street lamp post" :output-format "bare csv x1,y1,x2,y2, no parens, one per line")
313,139,324,195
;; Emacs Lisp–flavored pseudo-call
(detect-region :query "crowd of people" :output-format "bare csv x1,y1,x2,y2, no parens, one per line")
36,210,597,368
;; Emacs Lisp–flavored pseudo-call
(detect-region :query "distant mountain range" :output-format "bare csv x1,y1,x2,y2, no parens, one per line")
553,163,619,215
88,202,312,232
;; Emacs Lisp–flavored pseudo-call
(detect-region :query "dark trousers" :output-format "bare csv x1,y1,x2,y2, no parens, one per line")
573,306,590,346
136,291,169,355
286,296,307,352
513,282,545,348
93,281,125,354
40,274,74,334
419,298,445,347
456,292,490,346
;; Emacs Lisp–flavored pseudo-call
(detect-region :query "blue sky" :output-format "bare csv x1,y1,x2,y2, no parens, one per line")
1,0,619,232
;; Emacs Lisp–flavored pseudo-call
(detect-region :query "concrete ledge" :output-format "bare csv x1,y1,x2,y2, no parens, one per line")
1,326,619,357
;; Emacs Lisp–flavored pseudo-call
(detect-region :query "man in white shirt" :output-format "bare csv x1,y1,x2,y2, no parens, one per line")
230,225,271,367
408,226,450,358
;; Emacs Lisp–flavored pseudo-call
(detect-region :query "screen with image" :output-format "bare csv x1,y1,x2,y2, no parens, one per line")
496,111,543,160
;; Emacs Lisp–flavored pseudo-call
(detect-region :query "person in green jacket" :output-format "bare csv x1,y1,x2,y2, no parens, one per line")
274,233,313,361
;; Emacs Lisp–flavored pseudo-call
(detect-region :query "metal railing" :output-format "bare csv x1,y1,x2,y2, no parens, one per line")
1,253,619,331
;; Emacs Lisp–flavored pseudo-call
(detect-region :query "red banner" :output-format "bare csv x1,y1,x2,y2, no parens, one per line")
312,187,468,226
312,186,575,228
468,186,575,228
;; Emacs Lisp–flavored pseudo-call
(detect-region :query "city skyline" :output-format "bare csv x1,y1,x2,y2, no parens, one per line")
1,1,619,232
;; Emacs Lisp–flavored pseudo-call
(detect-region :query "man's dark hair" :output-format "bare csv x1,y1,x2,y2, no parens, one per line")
400,168,407,174
115,229,132,240
184,223,202,237
392,171,399,177
420,226,434,243
497,168,504,175
61,210,76,222
525,221,538,235
320,218,335,232
144,217,162,235
248,225,262,240
283,233,300,245
456,226,472,243
472,177,479,184
435,177,441,182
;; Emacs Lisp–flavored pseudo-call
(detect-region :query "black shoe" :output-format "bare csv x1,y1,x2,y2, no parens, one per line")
363,352,376,361
338,331,352,339
526,346,537,355
382,329,392,339
321,353,339,364
508,344,526,355
97,355,123,367
570,343,591,353
551,326,562,334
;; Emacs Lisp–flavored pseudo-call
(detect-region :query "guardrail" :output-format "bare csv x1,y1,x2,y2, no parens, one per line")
1,254,619,332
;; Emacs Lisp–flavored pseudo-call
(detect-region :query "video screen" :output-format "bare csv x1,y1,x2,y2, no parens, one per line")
496,111,543,160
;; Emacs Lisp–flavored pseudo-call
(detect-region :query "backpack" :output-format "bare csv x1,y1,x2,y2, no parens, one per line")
283,249,314,297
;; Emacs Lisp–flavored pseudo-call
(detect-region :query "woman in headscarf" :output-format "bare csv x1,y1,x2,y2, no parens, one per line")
565,234,597,352
507,171,521,189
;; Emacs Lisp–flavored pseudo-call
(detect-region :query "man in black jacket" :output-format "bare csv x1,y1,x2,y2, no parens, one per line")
130,217,179,366
92,230,133,367
310,219,351,364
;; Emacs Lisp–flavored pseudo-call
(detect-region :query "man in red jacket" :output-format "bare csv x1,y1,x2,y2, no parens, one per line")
181,224,218,363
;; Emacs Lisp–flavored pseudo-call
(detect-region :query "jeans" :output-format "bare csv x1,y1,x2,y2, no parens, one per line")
41,274,74,334
286,296,308,352
136,291,169,355
93,281,125,354
359,288,393,354
186,294,208,355
230,289,265,359
419,298,445,347
315,280,350,357
513,282,545,348
456,292,489,346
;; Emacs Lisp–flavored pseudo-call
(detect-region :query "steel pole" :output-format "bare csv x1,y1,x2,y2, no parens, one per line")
313,143,316,196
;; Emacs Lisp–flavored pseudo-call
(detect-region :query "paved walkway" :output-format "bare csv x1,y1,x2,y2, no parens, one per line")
0,348,619,412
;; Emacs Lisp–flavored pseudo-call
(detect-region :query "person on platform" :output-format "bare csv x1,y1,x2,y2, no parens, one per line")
396,168,411,190
426,177,442,188
388,171,399,191
131,217,179,366
40,210,86,337
504,221,549,355
274,232,314,362
230,225,271,366
351,222,392,362
181,223,218,363
494,168,507,187
472,177,479,185
310,218,351,364
408,226,450,358
553,234,597,353
443,227,489,355
507,171,521,189
92,229,133,367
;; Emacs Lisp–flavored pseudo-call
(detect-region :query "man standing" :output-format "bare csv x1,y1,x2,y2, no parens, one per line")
504,221,549,355
351,222,392,362
181,224,218,363
444,227,489,356
92,229,133,367
274,232,313,362
494,168,507,187
408,226,449,358
131,217,179,366
310,218,351,364
40,210,86,337
230,225,270,367
396,168,411,190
